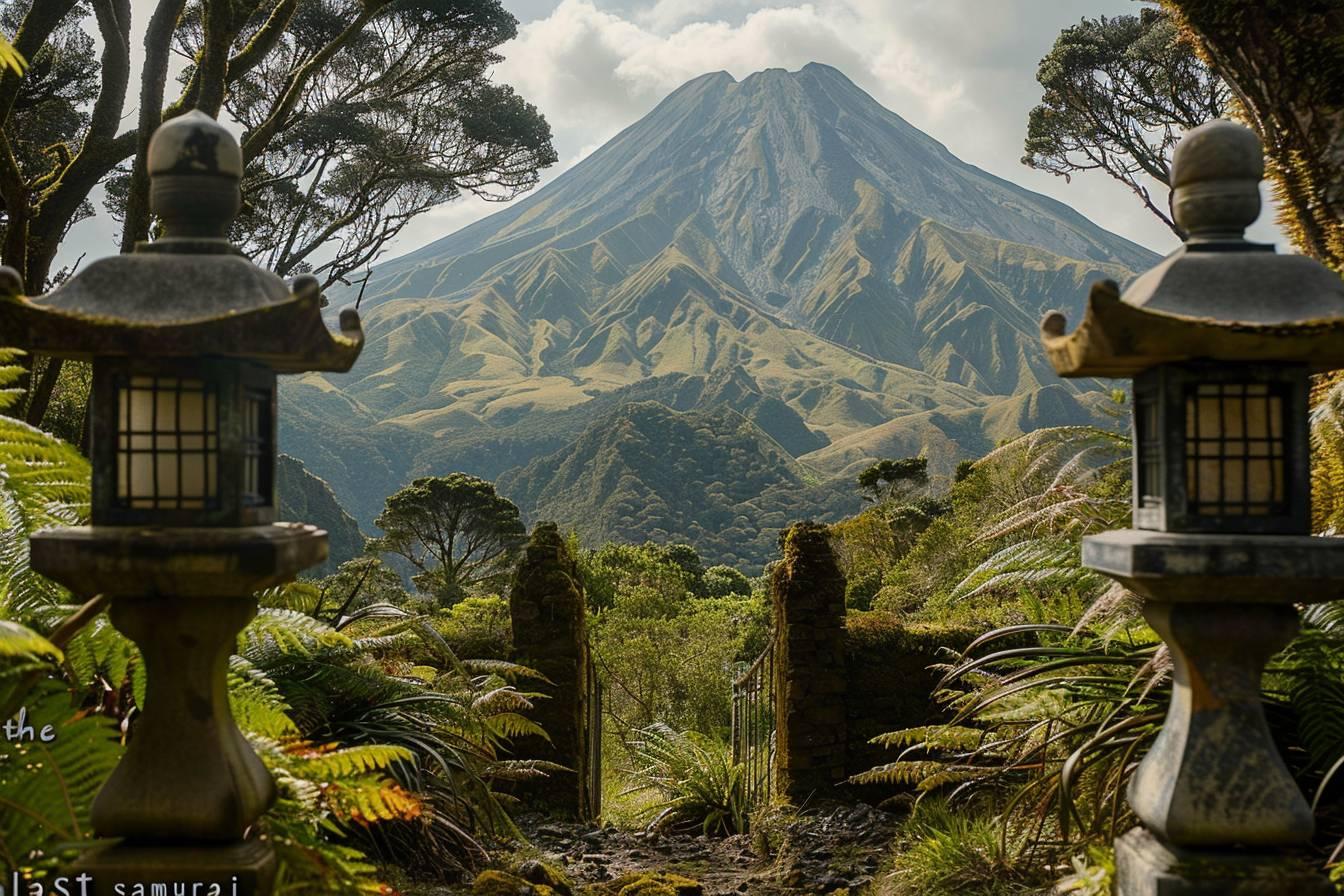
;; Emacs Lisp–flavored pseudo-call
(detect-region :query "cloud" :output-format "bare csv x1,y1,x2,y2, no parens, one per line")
62,0,1285,271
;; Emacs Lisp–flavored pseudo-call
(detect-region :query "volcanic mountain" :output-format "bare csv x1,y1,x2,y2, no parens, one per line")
281,63,1156,560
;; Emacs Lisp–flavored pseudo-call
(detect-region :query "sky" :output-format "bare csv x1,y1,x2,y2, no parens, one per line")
61,0,1284,273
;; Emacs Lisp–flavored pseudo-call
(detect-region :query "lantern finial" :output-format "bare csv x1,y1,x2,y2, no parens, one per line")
1171,118,1264,242
146,110,243,243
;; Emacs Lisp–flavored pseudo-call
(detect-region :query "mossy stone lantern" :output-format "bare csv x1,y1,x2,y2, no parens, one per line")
0,111,362,894
1042,119,1344,896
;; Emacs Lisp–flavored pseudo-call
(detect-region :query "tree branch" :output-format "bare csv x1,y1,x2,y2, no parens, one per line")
120,0,188,252
0,0,80,127
241,11,375,164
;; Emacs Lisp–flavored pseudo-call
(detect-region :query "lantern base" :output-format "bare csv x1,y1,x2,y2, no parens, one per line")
1114,827,1330,896
28,522,328,598
67,836,275,896
1082,530,1344,603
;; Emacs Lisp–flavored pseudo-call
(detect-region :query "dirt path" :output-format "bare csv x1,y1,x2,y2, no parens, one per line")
438,802,901,895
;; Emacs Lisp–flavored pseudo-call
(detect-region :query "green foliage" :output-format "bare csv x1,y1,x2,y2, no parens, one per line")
433,594,513,660
878,426,1129,624
1024,8,1228,235
0,678,122,877
881,799,1046,896
858,456,929,504
621,723,748,836
373,473,527,607
0,36,25,74
314,556,411,624
242,581,549,880
701,565,752,599
857,611,1164,857
585,541,765,742
0,351,90,618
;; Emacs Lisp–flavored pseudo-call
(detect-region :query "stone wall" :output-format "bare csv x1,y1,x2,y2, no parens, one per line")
843,612,983,783
769,523,988,802
509,522,595,818
771,522,848,802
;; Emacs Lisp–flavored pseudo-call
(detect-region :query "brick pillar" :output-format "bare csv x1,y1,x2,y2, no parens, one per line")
771,521,847,803
509,522,594,818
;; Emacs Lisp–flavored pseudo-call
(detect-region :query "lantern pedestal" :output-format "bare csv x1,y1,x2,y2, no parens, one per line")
30,524,327,894
1114,827,1331,896
1084,530,1336,893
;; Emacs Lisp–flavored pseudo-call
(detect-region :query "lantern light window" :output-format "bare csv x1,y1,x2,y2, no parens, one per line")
242,388,271,506
1184,381,1288,518
1136,389,1163,510
115,375,219,510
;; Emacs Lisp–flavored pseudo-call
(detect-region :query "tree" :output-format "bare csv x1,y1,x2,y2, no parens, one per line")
1159,0,1344,272
1024,8,1228,237
857,456,929,505
2,0,555,427
701,565,752,599
372,474,526,606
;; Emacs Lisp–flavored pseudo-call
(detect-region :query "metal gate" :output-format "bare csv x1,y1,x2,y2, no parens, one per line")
584,644,602,820
731,635,775,809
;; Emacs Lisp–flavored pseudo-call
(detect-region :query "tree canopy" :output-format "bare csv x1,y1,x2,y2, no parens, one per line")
857,457,929,505
372,473,526,606
1024,8,1228,237
1,0,555,427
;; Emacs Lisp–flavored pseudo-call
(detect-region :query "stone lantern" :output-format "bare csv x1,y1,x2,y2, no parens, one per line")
0,111,362,894
1042,119,1344,895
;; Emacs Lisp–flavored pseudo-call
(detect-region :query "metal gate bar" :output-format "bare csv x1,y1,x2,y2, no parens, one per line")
731,635,775,810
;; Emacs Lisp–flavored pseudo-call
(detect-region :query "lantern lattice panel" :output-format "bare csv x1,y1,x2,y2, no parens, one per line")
115,374,220,511
1184,382,1288,519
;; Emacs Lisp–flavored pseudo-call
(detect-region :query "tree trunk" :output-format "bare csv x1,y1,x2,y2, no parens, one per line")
23,357,62,427
1163,1,1344,272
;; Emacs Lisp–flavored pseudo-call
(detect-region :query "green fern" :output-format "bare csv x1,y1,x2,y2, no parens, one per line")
0,678,122,874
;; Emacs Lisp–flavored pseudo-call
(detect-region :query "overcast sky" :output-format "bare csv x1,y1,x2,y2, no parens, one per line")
61,0,1283,273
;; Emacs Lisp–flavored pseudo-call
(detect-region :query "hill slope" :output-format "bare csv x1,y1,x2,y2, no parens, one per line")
277,454,367,576
498,402,859,570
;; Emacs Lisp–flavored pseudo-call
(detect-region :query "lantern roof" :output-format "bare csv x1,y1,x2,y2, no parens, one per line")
1042,119,1344,378
0,111,362,373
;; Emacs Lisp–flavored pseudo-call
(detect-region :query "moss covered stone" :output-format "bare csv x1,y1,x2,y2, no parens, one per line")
771,521,847,802
604,871,703,896
508,522,594,817
472,869,552,895
517,858,573,895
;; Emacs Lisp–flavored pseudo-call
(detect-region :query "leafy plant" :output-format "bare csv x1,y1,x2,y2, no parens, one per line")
621,723,749,836
881,798,1044,896
0,678,122,877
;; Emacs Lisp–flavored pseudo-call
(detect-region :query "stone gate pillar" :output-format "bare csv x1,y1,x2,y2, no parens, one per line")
772,521,848,802
509,522,595,818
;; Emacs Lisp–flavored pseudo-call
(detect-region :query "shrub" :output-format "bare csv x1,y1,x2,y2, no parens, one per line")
435,594,513,659
621,723,747,836
879,799,1046,896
